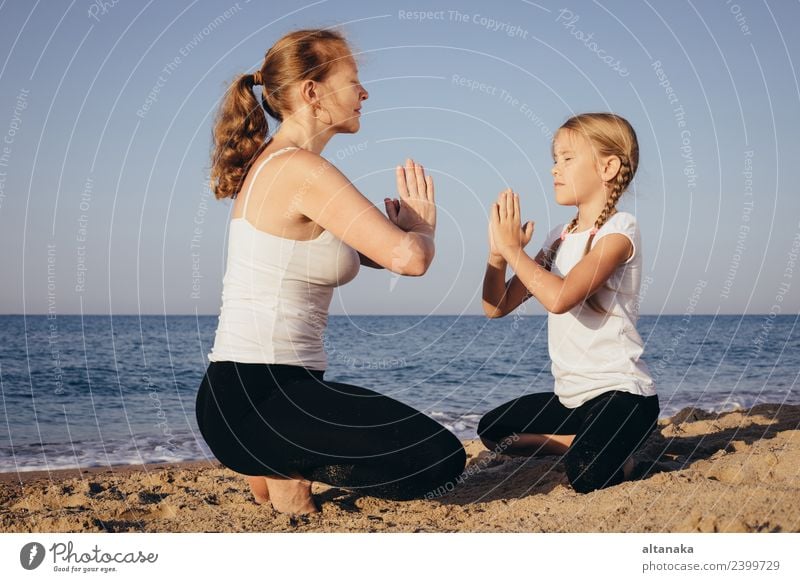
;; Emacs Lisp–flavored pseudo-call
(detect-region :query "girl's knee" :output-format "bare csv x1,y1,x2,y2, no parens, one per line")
479,436,498,453
477,412,506,443
476,413,491,437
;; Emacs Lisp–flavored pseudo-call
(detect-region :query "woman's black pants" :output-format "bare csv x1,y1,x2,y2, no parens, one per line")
196,361,467,501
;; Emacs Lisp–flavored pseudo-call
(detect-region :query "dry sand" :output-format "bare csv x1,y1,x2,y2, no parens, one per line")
2,403,799,533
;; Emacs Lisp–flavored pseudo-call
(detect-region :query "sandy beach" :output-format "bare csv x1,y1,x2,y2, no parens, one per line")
2,403,799,533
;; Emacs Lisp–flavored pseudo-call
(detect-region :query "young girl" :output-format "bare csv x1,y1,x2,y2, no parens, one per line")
479,113,659,494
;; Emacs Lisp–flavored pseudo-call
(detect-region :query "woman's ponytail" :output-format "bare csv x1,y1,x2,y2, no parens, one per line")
208,72,269,200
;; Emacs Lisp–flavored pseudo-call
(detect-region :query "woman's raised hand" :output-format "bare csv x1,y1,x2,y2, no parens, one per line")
384,159,436,233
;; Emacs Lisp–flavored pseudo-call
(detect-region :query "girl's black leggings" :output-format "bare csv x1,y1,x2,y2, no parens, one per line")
195,361,467,501
477,390,660,494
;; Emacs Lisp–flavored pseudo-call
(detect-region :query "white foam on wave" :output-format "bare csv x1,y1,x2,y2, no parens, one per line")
3,395,789,473
429,411,482,439
0,433,213,473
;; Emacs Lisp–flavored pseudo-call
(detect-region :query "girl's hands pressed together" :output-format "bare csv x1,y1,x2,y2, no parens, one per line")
489,189,535,260
384,158,436,234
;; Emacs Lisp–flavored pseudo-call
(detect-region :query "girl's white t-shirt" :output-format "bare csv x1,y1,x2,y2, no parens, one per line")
542,211,657,408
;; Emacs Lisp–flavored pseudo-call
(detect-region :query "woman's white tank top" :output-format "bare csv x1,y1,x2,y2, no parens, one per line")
207,147,360,370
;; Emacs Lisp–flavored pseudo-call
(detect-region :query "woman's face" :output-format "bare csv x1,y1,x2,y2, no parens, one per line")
550,129,605,206
316,56,368,133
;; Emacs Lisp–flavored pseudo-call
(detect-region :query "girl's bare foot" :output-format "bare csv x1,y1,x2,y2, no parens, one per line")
265,473,319,515
246,476,270,505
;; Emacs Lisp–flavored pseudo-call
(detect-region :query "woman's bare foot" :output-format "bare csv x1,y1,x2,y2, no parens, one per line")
246,476,270,505
265,473,319,515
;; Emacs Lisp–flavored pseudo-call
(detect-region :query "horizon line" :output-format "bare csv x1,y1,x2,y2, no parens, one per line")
2,312,796,317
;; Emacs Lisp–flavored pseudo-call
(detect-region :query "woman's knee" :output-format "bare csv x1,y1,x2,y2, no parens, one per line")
416,432,467,487
449,440,468,475
378,439,465,501
436,432,467,476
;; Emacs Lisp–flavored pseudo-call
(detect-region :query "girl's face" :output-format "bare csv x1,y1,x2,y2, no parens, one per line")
316,56,368,133
551,129,606,206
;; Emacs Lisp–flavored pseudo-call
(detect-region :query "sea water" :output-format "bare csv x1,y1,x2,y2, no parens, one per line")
0,314,797,472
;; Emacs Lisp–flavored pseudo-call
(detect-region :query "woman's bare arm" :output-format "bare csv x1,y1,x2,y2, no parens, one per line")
284,151,436,276
358,252,384,269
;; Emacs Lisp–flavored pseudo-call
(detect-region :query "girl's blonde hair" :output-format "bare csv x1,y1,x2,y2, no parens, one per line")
208,29,352,200
543,112,639,316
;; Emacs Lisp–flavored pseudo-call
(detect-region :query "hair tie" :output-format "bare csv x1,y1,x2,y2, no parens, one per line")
589,227,598,236
252,70,263,86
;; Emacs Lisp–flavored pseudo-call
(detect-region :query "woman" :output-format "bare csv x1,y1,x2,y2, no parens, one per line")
195,29,466,515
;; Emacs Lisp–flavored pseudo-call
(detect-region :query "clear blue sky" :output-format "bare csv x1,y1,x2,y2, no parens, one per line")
1,0,798,316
